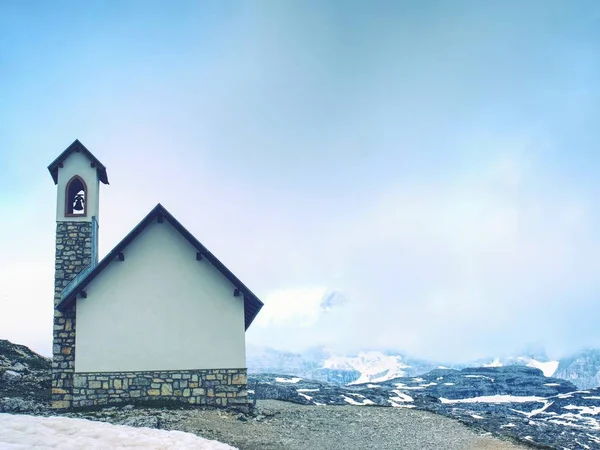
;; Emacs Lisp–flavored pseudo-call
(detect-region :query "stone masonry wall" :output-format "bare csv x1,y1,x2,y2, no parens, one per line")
52,221,92,409
72,369,249,411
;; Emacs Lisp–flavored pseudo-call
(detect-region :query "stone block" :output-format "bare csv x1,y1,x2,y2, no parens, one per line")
232,373,247,385
52,400,71,409
89,381,101,389
114,379,122,389
192,388,205,396
134,378,151,386
148,389,160,396
161,384,173,395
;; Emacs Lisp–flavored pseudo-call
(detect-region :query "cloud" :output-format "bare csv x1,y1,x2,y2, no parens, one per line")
248,153,600,361
254,287,329,328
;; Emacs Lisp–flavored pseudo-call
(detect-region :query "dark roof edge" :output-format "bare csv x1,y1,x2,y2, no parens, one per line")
48,139,109,185
56,203,264,330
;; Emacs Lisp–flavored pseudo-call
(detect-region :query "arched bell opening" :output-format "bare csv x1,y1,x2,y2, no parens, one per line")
65,176,87,216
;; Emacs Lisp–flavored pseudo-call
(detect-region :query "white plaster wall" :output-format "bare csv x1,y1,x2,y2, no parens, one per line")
56,152,100,222
75,221,246,372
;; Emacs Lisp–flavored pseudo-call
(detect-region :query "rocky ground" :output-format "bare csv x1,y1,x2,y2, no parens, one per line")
54,399,526,450
1,339,599,449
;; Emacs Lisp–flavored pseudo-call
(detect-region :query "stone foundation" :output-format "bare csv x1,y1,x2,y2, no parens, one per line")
71,369,249,411
52,221,92,409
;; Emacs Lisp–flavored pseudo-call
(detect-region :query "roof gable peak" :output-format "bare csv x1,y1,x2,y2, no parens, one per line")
48,139,109,185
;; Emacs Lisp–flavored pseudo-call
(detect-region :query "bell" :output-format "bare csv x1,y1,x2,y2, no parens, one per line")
73,195,84,212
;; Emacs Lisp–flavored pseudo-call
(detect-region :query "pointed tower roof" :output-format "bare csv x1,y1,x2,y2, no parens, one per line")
48,139,109,185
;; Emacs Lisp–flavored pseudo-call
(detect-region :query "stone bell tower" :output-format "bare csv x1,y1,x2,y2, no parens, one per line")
47,139,108,408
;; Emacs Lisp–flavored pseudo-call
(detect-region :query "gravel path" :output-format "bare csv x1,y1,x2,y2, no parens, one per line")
172,400,528,450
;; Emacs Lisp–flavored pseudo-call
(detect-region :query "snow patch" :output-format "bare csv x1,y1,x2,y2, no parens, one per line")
275,377,302,383
390,390,414,402
388,400,415,408
526,360,559,377
440,395,546,404
525,401,552,418
563,405,600,415
395,383,424,390
483,358,502,368
342,395,375,406
0,413,235,449
464,375,494,382
298,393,313,401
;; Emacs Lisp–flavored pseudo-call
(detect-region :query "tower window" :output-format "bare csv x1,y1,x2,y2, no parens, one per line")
65,176,87,216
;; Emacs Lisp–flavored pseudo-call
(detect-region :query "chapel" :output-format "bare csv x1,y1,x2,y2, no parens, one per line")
49,139,263,410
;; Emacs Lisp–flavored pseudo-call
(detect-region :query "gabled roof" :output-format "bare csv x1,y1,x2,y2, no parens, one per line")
56,204,264,330
48,139,109,185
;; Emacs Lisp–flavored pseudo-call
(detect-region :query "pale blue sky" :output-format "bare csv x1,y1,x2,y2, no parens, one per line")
2,1,600,361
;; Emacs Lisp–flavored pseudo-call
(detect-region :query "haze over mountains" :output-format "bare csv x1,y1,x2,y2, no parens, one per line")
248,289,600,390
247,344,600,390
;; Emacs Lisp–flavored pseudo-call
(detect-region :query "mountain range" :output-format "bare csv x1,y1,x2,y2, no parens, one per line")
247,344,600,390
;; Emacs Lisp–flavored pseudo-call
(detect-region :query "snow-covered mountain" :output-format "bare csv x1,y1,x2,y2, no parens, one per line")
476,348,600,388
322,352,411,385
476,356,559,378
247,344,600,389
248,346,443,384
